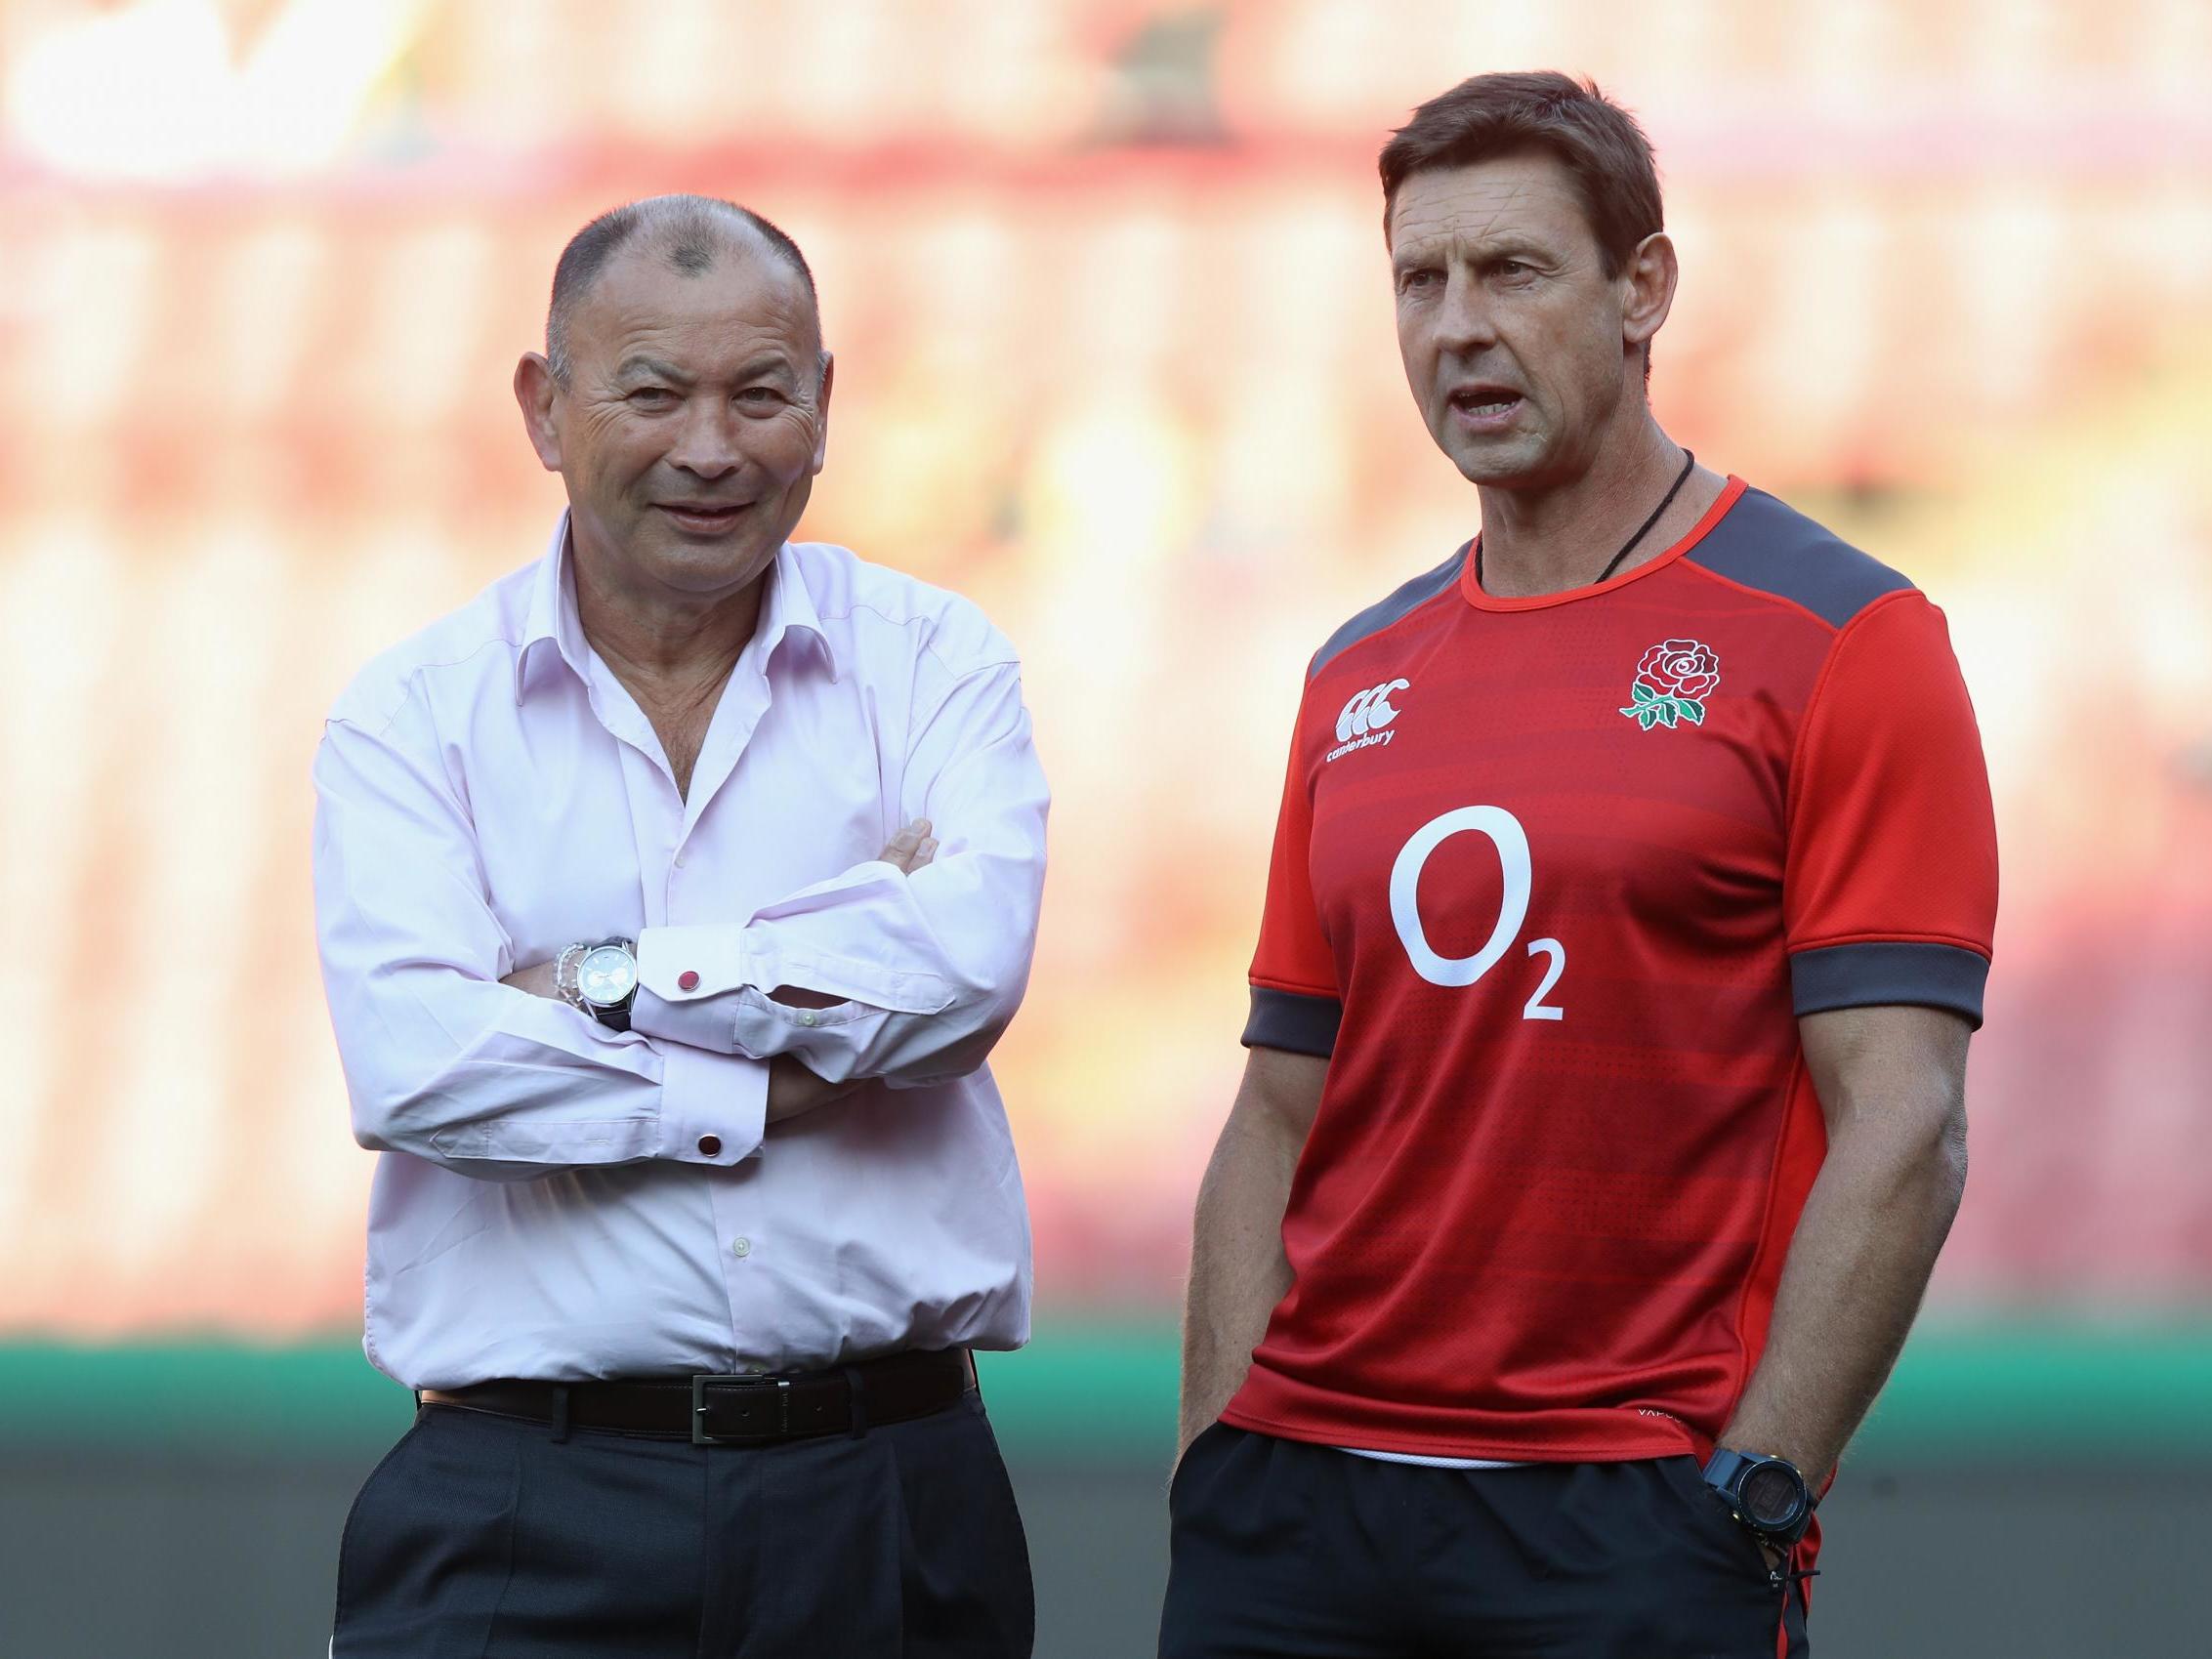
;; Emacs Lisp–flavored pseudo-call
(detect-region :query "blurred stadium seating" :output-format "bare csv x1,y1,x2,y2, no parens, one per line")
1,0,2207,1341
3,6,2208,1654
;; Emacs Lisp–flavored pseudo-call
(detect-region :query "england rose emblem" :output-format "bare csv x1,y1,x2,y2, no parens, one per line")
1621,638,1720,729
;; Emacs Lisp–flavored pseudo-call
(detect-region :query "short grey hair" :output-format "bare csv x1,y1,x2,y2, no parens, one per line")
544,194,818,387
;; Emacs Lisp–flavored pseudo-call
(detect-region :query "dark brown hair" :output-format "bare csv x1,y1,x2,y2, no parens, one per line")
1378,71,1662,275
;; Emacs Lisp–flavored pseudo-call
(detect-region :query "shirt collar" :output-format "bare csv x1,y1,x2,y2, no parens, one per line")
513,513,839,704
752,541,841,684
513,513,591,704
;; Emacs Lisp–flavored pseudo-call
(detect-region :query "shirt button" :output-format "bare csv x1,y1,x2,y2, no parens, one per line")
673,851,688,868
799,1011,817,1027
731,1237,751,1259
697,1135,722,1156
679,970,700,991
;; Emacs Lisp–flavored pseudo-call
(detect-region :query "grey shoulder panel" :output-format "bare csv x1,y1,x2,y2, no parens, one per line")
1308,544,1471,680
1687,488,1914,629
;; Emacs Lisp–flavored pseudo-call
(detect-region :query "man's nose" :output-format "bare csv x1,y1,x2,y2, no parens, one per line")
1433,267,1498,354
667,396,741,479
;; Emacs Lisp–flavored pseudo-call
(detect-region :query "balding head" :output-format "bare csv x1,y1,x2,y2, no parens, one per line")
546,195,818,388
515,193,836,611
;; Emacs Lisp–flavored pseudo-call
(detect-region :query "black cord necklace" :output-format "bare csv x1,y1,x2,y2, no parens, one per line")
1478,447,1697,592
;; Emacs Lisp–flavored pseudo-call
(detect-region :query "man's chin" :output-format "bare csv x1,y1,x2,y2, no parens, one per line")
1423,409,1523,477
634,527,781,595
1442,438,1547,488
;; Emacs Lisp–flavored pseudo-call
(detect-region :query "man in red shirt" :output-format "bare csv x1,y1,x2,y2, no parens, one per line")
1162,72,1997,1658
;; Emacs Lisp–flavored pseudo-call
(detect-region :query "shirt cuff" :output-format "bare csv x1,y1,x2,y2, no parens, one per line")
639,924,754,1001
1788,940,1991,1029
631,985,740,1054
657,1040,768,1164
1242,986,1342,1057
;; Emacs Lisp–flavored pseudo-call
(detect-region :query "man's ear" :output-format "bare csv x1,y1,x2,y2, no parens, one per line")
514,353,563,473
810,353,835,475
1621,230,1679,356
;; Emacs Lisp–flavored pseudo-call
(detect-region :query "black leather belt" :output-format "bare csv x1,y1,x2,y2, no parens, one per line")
420,1348,977,1446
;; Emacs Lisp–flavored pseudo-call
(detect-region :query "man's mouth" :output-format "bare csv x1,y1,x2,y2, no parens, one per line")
656,502,751,533
1446,386,1524,428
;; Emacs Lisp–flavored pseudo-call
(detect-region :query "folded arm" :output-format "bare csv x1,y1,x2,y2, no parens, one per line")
625,658,1050,1089
502,825,942,1126
313,702,768,1181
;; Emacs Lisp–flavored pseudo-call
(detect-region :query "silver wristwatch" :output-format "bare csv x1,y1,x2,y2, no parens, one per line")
560,936,639,1032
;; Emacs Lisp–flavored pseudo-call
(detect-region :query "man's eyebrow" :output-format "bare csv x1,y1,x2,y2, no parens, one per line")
732,351,800,383
1393,232,1550,270
1476,235,1550,262
613,354,688,384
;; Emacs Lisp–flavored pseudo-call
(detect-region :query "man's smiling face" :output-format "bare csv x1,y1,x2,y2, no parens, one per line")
548,236,831,598
1389,151,1640,490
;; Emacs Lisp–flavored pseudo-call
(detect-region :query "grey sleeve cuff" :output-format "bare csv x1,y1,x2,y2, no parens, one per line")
1242,988,1342,1057
1789,941,1990,1029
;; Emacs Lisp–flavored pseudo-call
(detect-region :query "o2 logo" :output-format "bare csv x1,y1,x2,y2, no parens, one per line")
1388,806,1565,1019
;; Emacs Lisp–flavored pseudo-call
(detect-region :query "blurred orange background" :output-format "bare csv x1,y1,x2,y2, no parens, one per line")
2,0,2208,1339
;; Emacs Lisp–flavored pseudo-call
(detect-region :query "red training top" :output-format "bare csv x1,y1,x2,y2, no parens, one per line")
1229,477,1998,1472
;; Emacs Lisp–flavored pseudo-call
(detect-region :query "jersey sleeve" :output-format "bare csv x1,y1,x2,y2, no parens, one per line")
1243,692,1341,1057
1783,590,1999,1025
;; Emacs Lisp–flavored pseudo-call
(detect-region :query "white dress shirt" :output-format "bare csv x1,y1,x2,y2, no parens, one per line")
313,516,1046,1389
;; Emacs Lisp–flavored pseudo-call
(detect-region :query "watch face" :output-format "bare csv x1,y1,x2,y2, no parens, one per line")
578,944,637,1006
1738,1462,1805,1528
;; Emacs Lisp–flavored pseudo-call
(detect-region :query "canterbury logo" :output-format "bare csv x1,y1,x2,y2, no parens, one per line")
1336,679,1409,741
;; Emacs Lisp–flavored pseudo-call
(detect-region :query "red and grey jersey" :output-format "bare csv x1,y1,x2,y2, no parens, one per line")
1229,477,1998,1466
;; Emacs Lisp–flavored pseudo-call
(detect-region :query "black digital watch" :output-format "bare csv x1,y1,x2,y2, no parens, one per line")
1700,1447,1816,1550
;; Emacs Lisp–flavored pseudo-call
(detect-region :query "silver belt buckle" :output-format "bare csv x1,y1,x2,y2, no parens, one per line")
690,1373,791,1445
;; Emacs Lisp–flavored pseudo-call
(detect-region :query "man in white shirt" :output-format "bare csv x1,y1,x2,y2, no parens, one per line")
314,194,1046,1656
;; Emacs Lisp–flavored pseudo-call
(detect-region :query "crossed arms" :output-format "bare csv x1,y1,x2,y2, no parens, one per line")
313,658,1047,1182
496,820,940,1126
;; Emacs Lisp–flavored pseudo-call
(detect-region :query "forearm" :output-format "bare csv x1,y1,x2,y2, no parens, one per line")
607,820,985,1119
499,963,852,1131
1180,1091,1309,1456
638,669,1047,1085
633,848,1041,1087
1721,1105,1967,1477
337,973,767,1179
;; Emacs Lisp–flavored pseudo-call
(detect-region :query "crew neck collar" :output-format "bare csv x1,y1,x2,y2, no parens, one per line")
1460,476,1748,612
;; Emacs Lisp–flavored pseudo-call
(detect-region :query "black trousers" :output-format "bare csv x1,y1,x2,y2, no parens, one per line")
332,1392,1033,1657
1159,1425,1810,1659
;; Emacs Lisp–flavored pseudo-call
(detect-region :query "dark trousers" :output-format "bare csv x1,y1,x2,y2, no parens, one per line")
333,1392,1033,1657
1159,1425,1809,1659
